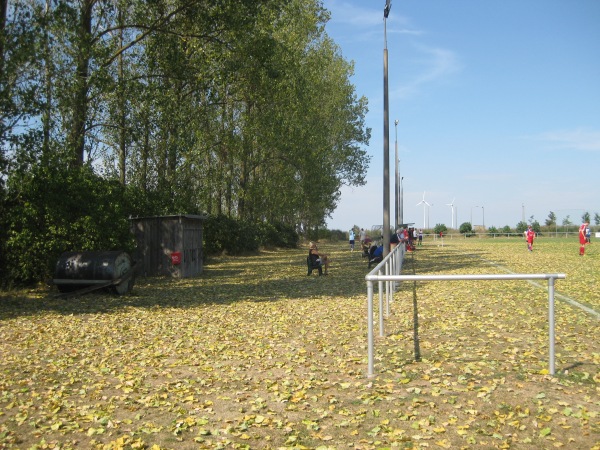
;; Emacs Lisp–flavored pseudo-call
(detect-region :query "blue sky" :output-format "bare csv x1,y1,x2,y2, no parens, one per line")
322,0,600,231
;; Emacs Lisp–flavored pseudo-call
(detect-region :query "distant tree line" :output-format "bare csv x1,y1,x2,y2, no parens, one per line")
454,210,599,236
0,0,370,287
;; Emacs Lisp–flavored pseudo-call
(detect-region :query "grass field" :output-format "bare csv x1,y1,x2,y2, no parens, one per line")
1,237,599,449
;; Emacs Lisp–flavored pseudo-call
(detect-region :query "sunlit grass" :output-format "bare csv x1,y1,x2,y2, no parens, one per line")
0,238,598,449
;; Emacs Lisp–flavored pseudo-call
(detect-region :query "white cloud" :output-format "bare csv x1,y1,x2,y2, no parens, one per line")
533,128,600,152
324,0,381,27
325,0,421,37
392,44,461,99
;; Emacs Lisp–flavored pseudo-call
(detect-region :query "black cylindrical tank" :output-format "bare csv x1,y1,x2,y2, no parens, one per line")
53,251,135,295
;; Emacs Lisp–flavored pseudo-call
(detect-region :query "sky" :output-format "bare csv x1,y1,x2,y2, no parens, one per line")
322,0,600,232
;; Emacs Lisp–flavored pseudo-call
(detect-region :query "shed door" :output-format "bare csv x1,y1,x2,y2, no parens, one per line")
183,227,202,277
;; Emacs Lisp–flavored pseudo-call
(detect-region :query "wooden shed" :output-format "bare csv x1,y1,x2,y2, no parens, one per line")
130,215,205,278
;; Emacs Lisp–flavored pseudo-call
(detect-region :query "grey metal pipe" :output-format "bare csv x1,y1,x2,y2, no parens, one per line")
365,263,565,377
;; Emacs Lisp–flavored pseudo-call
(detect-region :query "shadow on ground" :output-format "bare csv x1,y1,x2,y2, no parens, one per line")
0,244,372,318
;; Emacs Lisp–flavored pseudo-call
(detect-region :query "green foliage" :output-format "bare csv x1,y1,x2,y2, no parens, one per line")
502,225,512,233
306,225,329,242
545,211,556,226
531,220,541,233
516,221,528,234
582,211,591,224
257,222,299,249
203,215,259,256
0,1,41,146
203,215,299,256
1,0,371,285
1,164,134,287
487,226,499,234
459,222,472,234
315,228,346,241
0,183,7,285
302,226,347,242
433,223,447,234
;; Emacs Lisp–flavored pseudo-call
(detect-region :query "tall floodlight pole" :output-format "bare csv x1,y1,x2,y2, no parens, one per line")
474,205,484,229
400,176,404,226
482,206,485,229
394,119,399,229
382,0,392,256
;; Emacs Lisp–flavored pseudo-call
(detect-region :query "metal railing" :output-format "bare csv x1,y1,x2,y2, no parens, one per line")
421,232,582,239
365,247,566,378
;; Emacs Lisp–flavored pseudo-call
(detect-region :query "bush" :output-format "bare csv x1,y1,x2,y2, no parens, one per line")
0,184,8,286
307,226,342,241
257,222,299,248
1,164,134,287
516,221,528,234
459,222,472,234
433,224,448,235
203,215,299,256
203,215,256,255
328,229,347,241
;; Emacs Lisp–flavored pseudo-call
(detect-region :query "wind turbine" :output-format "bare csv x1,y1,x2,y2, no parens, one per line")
416,191,431,229
446,198,456,229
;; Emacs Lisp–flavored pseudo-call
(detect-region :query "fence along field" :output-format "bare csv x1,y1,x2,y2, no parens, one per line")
0,238,598,449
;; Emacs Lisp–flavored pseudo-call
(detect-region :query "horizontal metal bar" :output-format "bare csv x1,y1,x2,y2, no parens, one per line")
366,273,566,282
365,270,566,378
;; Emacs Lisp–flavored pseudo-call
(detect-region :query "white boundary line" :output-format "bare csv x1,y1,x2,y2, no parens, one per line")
477,255,600,320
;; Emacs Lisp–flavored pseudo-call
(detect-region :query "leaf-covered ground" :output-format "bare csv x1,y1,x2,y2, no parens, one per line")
0,237,599,449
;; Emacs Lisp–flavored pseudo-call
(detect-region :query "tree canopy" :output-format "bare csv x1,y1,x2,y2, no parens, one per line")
0,0,370,284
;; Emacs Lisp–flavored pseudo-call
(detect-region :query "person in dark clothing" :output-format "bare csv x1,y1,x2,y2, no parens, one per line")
368,244,383,269
309,242,330,275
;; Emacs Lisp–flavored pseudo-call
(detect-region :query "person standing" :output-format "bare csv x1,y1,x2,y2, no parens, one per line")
390,228,402,249
359,228,366,244
418,229,423,246
400,227,407,243
349,229,355,251
526,225,535,251
579,222,589,256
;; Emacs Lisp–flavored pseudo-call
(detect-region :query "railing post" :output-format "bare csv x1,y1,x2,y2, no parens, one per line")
385,258,391,317
367,280,375,377
548,276,556,375
378,270,384,337
366,271,565,378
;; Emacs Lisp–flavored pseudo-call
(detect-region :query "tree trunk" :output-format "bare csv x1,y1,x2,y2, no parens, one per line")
42,0,52,156
0,0,7,79
67,0,94,166
117,8,126,184
0,0,7,144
